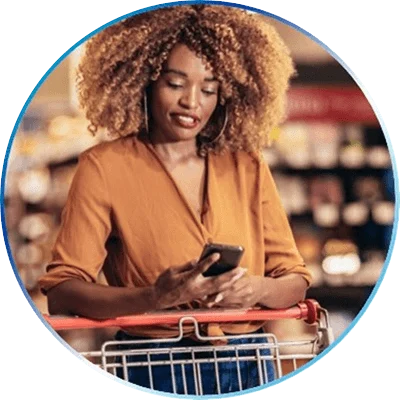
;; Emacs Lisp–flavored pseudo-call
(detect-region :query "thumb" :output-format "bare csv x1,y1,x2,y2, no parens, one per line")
170,259,198,274
188,253,221,279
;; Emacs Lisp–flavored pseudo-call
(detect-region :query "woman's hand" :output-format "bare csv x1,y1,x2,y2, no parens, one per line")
205,273,309,310
205,273,265,309
154,253,246,310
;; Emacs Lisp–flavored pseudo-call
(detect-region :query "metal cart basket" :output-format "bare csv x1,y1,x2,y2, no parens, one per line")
44,299,333,395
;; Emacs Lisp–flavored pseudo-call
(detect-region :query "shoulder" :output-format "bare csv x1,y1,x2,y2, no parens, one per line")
73,136,137,180
213,149,265,173
79,135,136,164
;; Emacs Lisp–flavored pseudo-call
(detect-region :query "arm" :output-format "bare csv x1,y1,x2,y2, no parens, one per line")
207,158,311,309
257,274,308,308
208,273,307,309
47,253,247,319
260,159,311,307
40,151,121,317
47,279,157,319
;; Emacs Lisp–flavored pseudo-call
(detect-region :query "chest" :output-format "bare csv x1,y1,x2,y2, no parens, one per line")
167,159,207,217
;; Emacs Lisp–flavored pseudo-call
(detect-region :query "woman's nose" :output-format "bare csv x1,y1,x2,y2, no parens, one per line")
179,87,199,109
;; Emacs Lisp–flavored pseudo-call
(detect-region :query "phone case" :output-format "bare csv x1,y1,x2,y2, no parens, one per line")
201,243,244,277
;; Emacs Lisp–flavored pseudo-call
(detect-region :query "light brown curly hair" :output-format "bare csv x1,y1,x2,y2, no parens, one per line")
77,4,295,155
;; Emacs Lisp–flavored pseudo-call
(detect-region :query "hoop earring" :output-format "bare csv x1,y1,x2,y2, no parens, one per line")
143,91,149,135
206,107,228,144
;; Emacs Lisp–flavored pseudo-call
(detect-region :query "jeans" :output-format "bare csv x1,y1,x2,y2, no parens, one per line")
114,329,275,394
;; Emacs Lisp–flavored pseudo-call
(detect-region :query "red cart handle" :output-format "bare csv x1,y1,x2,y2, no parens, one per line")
43,299,322,331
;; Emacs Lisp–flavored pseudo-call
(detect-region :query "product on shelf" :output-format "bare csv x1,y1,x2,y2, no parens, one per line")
353,176,384,204
313,203,340,228
18,212,56,243
322,252,361,276
339,124,366,169
17,167,51,204
289,177,309,215
308,122,342,168
273,173,310,216
366,146,391,169
352,250,385,286
342,202,370,226
309,175,343,227
309,175,344,209
339,143,366,169
371,201,395,225
292,224,323,264
321,239,361,276
291,223,324,287
274,122,311,168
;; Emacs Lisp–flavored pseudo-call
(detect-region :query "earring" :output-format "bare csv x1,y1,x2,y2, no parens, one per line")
143,91,149,135
203,107,228,144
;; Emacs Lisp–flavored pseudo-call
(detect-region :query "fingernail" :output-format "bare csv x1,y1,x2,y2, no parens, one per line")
215,293,224,303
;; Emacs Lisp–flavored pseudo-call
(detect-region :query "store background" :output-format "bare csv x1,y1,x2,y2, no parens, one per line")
0,9,394,370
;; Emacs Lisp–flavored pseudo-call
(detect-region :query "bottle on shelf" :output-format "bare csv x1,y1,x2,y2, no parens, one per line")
339,125,366,169
308,122,342,169
309,175,343,228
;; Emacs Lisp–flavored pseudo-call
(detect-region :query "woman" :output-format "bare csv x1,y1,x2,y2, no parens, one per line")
39,4,312,394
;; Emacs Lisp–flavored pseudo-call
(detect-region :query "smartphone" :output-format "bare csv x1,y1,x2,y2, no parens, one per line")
200,243,245,277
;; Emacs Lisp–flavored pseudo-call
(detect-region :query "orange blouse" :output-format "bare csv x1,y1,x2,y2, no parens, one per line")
39,135,311,337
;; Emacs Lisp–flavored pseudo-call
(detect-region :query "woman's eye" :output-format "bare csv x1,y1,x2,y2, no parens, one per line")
167,81,183,89
202,88,217,96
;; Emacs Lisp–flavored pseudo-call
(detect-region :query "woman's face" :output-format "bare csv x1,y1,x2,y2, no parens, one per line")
149,44,219,144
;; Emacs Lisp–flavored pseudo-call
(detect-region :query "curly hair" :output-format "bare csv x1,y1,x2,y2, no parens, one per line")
77,4,295,155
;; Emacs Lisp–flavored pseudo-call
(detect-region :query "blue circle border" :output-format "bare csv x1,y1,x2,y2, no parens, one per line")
1,1,398,398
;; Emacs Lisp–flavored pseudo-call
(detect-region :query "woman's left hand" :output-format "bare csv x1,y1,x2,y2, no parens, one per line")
205,273,265,309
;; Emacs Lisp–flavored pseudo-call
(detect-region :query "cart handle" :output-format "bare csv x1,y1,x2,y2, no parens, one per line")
43,299,322,331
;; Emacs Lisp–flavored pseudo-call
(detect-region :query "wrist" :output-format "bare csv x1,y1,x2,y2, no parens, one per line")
118,285,160,315
148,285,162,311
258,276,274,307
254,276,273,306
257,274,308,309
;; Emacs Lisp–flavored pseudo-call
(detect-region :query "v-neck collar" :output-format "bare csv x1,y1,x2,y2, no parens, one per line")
141,138,212,237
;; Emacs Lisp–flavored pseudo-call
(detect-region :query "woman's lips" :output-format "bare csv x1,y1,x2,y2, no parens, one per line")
170,113,200,129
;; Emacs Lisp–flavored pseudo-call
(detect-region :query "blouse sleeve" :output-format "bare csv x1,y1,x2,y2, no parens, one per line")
260,159,312,286
38,151,112,294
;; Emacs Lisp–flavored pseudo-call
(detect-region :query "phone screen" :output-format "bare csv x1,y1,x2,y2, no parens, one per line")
201,243,244,277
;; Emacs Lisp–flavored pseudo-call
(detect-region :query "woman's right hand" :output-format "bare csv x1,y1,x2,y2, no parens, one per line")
154,253,246,310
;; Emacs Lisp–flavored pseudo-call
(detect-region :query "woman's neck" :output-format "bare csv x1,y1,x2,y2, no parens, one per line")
149,137,199,164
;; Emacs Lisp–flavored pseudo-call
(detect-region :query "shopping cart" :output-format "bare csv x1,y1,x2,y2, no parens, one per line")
43,299,334,395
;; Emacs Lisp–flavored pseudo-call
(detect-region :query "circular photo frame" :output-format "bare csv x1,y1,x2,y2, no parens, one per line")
1,1,397,398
